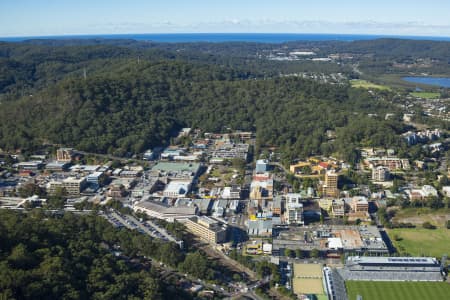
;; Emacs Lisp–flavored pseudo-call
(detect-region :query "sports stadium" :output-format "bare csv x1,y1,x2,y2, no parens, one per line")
320,256,447,300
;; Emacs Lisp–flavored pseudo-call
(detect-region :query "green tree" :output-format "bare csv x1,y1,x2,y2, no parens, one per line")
47,186,67,209
179,252,214,280
284,248,294,258
295,249,304,259
7,243,36,269
422,221,436,229
232,273,242,282
18,183,45,198
310,248,320,258
232,158,247,170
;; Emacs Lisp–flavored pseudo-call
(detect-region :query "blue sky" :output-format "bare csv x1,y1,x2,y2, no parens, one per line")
1,0,450,37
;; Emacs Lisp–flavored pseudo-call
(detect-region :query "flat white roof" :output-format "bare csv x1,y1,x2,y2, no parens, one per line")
87,171,103,178
328,237,343,249
63,176,86,183
348,256,438,265
165,181,189,193
70,164,100,172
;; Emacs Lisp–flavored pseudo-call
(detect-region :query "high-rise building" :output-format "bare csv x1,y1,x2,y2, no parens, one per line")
331,199,346,217
372,166,390,181
286,202,304,225
56,148,74,162
323,171,339,198
285,193,304,225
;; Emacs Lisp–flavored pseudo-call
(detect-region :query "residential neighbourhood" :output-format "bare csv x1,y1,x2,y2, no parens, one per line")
3,1,450,299
1,125,449,299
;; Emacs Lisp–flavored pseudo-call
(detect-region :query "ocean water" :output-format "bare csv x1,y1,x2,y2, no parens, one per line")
2,33,450,43
402,77,450,88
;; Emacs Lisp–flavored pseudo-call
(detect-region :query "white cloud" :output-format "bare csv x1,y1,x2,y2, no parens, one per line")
2,19,450,37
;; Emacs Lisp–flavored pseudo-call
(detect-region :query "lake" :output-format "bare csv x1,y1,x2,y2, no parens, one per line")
402,77,450,88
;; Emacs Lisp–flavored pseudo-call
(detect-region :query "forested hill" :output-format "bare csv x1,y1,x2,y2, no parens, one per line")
5,38,449,162
11,37,450,58
0,40,351,100
0,42,407,163
0,210,190,300
0,42,258,99
2,38,449,99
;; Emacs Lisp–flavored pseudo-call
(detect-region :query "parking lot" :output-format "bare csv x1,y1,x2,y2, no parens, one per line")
103,210,181,246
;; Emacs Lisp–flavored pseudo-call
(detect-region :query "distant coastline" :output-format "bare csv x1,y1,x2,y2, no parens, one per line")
2,33,450,43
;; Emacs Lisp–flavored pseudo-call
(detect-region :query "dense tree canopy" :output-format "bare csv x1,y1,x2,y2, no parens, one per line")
0,42,405,162
0,210,191,300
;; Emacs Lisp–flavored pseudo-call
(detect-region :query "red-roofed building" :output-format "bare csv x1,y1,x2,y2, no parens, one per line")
19,170,33,177
253,173,271,181
318,162,330,169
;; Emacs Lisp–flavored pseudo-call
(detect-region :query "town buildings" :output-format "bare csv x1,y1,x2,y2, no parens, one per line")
255,159,269,173
56,148,74,162
365,157,410,171
185,216,227,244
133,200,198,222
62,177,87,196
211,143,249,161
285,193,304,225
405,185,438,201
372,166,390,182
322,170,339,198
221,185,241,199
272,225,388,257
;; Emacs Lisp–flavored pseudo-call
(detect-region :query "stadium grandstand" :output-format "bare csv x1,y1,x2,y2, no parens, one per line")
323,267,348,300
338,256,443,281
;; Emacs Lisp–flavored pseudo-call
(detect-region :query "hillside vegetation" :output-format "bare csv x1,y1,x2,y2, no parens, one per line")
3,39,448,161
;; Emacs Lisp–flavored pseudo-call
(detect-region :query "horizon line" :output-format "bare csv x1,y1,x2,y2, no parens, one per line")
1,32,450,41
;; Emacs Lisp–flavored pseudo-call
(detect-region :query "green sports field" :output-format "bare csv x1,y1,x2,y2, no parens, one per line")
410,91,440,99
350,79,391,90
387,227,450,257
346,281,450,300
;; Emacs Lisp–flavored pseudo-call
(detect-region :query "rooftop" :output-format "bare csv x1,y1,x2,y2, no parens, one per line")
46,161,69,168
135,200,197,215
189,216,226,232
63,176,86,183
347,256,438,266
87,171,103,178
152,162,200,173
164,181,189,193
70,164,100,172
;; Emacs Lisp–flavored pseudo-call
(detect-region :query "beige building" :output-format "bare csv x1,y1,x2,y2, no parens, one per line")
250,178,273,200
62,177,87,196
331,199,346,217
56,148,74,162
323,171,339,198
289,161,312,174
47,181,63,196
133,200,197,222
372,166,390,182
185,216,227,244
366,157,410,171
47,176,87,196
351,197,369,213
286,202,304,225
318,198,334,211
